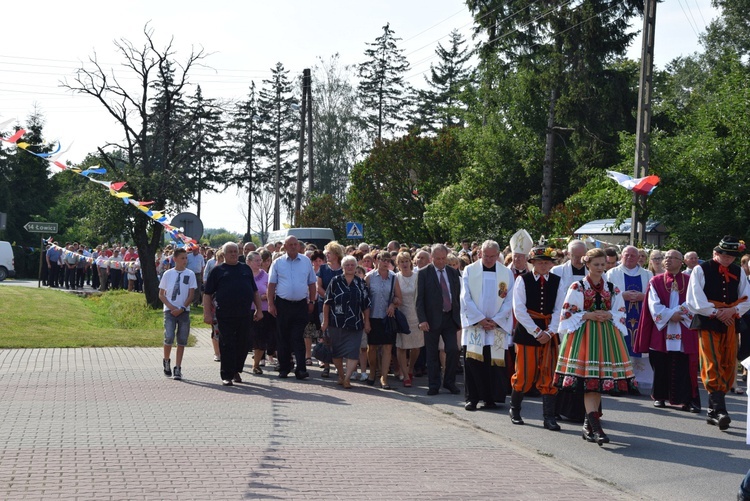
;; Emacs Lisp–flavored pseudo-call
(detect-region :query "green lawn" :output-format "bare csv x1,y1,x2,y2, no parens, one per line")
0,287,200,348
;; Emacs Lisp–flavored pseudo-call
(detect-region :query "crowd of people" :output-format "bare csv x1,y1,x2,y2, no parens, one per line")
43,231,750,447
153,232,750,448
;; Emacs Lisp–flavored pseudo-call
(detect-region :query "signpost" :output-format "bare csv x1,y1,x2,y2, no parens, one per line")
24,222,58,233
24,221,58,288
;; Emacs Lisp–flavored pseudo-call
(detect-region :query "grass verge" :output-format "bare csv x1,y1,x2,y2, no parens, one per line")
0,287,199,348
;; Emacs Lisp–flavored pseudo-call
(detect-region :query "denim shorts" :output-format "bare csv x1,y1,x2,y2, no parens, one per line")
164,310,191,347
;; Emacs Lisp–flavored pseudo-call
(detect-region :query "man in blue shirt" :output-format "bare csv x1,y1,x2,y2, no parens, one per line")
186,245,205,307
267,236,317,380
46,243,62,288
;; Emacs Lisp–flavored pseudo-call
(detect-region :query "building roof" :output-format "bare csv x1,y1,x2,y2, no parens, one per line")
574,218,664,235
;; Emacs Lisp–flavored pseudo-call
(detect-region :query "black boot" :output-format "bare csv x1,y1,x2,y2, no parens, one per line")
587,411,609,446
509,390,524,425
582,415,595,442
707,392,731,430
542,394,561,431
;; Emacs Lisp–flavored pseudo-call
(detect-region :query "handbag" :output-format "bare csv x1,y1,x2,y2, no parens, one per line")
386,275,411,335
312,341,333,364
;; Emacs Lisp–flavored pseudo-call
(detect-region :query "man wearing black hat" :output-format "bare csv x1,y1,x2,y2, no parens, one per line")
510,245,566,430
687,236,750,430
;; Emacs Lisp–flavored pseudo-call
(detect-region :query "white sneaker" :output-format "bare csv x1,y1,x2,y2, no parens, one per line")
359,373,368,382
213,355,221,362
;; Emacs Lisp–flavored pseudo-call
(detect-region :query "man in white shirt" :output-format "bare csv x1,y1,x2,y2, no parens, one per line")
551,239,588,293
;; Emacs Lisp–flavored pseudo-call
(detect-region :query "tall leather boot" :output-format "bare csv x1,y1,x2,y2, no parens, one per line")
707,392,731,430
587,411,609,446
542,394,561,431
582,415,595,442
509,390,524,425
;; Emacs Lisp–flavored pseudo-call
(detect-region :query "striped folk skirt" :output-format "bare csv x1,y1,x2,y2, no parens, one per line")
554,319,637,394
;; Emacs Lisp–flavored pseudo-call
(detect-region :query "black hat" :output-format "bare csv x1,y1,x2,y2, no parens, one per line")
529,245,556,262
714,235,746,257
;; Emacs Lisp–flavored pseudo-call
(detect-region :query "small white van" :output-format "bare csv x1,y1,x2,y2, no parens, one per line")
0,241,16,281
265,228,335,249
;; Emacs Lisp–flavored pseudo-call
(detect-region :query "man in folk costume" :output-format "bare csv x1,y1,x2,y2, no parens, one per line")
506,230,534,393
634,249,701,412
460,240,515,411
510,245,566,430
687,236,750,430
606,245,653,392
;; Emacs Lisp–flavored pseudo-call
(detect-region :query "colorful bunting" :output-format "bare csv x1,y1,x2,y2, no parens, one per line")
1,120,197,246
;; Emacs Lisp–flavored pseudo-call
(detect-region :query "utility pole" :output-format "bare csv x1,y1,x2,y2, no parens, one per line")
631,0,657,245
306,69,314,194
294,69,309,225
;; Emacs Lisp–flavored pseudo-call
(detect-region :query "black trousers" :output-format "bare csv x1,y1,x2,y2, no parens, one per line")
64,266,77,289
649,349,692,405
425,311,459,390
217,315,252,381
464,345,507,404
275,298,308,375
48,262,59,287
92,265,100,289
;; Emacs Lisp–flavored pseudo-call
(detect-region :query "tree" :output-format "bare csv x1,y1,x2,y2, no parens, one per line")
466,0,641,215
348,129,465,244
311,55,362,203
62,26,209,308
412,29,473,133
0,111,56,245
357,23,412,143
297,193,349,241
226,81,265,240
256,63,298,230
185,85,227,219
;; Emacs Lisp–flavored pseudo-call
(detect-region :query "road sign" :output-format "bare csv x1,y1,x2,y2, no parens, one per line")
24,222,58,233
346,222,363,239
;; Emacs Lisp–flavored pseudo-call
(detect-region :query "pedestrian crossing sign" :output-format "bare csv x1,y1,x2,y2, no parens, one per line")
346,222,364,239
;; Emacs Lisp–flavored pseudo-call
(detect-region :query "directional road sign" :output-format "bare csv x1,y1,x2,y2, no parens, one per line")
346,222,363,239
24,222,58,234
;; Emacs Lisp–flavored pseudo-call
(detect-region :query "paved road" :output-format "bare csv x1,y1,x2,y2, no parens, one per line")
0,326,748,500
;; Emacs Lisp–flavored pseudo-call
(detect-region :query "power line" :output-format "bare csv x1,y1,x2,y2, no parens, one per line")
675,0,700,37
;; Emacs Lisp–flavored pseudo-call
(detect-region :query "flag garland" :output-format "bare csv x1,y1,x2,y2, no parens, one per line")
1,120,197,246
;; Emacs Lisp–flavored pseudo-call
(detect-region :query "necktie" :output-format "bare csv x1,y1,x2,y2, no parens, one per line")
171,272,182,301
718,265,738,283
439,269,451,311
539,275,545,286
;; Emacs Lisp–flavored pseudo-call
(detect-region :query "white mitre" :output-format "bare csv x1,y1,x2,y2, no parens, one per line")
509,229,533,255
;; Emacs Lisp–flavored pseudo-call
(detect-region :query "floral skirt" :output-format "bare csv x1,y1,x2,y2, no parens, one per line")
554,319,636,394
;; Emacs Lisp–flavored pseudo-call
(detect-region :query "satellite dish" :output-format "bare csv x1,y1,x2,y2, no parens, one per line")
170,212,204,241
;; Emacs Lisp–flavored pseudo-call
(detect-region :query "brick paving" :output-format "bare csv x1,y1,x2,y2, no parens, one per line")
0,328,636,500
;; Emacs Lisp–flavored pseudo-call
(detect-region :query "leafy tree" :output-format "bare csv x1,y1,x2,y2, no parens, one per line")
348,129,465,244
412,29,473,133
297,193,349,241
357,23,412,143
311,55,362,203
257,62,298,230
63,26,209,308
226,81,265,240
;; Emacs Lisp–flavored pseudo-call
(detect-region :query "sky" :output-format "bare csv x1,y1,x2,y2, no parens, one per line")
1,0,719,236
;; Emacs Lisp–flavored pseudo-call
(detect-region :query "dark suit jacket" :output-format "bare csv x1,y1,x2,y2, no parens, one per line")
416,263,461,331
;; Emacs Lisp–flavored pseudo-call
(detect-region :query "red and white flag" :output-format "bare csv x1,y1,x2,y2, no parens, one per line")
606,170,660,195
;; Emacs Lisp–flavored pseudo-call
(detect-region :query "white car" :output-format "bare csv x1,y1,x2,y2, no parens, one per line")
0,241,16,281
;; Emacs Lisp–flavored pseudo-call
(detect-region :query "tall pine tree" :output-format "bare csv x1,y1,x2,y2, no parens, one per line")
357,23,412,143
257,62,298,230
412,29,473,133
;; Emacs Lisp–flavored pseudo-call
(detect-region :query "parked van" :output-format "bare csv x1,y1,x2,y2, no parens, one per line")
265,228,335,250
0,241,16,281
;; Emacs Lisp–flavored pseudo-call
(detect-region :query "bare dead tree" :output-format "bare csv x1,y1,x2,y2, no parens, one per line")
61,25,209,308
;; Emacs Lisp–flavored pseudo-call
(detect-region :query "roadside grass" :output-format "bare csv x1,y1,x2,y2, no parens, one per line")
0,288,199,348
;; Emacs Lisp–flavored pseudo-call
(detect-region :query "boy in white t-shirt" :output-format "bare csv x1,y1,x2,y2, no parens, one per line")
158,248,197,380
